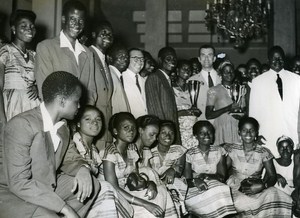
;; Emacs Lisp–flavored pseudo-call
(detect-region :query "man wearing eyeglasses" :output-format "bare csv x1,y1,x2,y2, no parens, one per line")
122,48,148,118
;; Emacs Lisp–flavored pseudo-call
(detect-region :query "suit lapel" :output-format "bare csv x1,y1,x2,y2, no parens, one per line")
44,131,56,173
57,123,70,167
91,47,110,87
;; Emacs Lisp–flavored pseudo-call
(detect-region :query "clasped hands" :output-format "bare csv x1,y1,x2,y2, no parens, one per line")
239,177,265,195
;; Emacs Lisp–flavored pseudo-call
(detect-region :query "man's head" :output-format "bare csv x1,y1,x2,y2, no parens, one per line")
158,46,177,74
268,45,285,72
42,71,82,120
198,44,216,71
62,0,86,41
92,21,114,53
107,43,129,73
128,48,144,74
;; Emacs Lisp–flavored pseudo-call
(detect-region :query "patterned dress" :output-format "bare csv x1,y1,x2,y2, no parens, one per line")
226,143,292,217
150,145,188,215
173,86,198,149
101,143,178,218
0,44,40,121
72,133,133,218
206,84,241,145
185,145,236,218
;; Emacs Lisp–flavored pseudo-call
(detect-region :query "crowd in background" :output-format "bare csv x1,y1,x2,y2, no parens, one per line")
1,0,300,218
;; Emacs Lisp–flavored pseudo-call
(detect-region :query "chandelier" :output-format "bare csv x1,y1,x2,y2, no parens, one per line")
205,0,271,48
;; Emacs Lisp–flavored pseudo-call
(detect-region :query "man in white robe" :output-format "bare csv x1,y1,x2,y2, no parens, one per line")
249,46,300,157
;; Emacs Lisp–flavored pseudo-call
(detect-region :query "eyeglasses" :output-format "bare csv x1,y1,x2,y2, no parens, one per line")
130,56,145,62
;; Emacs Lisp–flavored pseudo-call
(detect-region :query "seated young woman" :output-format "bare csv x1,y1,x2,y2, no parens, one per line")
225,117,293,217
101,112,178,218
72,105,133,218
184,120,236,218
148,120,188,215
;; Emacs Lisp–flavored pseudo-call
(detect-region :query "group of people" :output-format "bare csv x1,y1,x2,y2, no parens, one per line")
0,0,300,217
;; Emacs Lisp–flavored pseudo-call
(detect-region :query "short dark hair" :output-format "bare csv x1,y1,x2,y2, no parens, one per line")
10,10,36,27
158,46,176,59
199,44,216,56
238,117,260,133
193,120,215,136
106,42,128,65
108,112,136,138
42,71,82,103
136,115,160,129
62,0,86,16
246,58,261,69
92,20,113,35
268,45,285,61
160,120,176,132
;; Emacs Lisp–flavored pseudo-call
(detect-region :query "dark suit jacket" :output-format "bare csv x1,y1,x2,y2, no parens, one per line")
145,69,181,143
0,107,90,215
34,36,97,105
89,46,113,150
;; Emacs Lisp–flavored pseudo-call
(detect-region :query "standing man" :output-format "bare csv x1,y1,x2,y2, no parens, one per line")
249,45,300,157
145,46,181,143
123,48,148,118
34,0,97,105
90,21,114,151
106,43,131,115
188,44,221,121
0,71,100,217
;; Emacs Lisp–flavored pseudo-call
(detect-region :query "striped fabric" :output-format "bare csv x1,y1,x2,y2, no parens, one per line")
87,180,133,218
226,143,293,217
102,143,179,218
185,145,236,218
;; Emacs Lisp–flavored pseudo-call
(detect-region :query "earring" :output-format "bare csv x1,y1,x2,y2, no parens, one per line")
13,31,15,35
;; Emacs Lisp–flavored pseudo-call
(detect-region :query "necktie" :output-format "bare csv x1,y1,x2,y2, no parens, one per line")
276,74,283,100
208,72,214,88
120,75,124,87
136,74,141,93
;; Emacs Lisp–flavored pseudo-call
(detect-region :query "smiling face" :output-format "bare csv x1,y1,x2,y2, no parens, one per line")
177,62,192,81
78,108,102,138
129,50,144,73
247,62,261,80
94,25,113,52
239,122,258,145
62,8,85,41
115,119,137,143
160,51,177,73
221,64,235,84
158,125,175,148
112,48,129,72
269,50,285,72
277,140,293,160
199,48,215,70
195,125,214,146
12,17,36,43
139,124,159,148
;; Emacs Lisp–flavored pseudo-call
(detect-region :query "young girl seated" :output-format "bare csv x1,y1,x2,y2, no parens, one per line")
101,112,172,218
274,135,296,195
72,105,133,218
274,136,300,217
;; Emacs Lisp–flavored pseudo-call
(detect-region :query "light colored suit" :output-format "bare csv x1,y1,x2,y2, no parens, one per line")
123,69,147,118
188,69,221,121
0,107,100,217
34,36,97,105
109,65,131,114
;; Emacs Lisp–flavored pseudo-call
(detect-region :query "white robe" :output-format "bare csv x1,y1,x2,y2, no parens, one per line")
249,69,300,157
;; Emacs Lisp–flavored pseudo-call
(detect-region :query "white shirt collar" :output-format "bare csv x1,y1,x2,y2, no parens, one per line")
60,31,85,64
159,69,171,85
40,102,65,152
91,45,105,62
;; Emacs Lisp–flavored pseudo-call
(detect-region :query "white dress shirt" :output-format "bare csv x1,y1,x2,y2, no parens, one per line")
60,31,85,65
40,102,65,152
